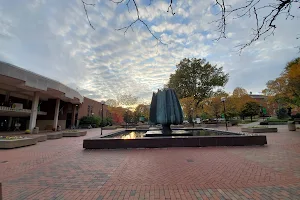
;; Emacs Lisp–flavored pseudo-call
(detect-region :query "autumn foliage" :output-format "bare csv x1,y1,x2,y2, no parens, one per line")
264,57,300,109
107,106,125,124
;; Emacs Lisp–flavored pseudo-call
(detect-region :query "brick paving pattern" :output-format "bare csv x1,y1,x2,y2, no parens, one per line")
1,127,300,199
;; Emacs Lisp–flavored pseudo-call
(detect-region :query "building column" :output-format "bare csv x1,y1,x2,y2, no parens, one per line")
8,117,12,130
71,104,76,127
29,92,39,132
53,99,60,131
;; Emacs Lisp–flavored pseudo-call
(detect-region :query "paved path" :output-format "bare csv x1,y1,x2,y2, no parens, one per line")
1,127,300,200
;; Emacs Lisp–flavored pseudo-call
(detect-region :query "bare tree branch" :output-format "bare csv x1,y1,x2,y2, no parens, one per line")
112,0,167,45
214,0,300,53
167,0,175,15
81,0,95,30
80,0,299,51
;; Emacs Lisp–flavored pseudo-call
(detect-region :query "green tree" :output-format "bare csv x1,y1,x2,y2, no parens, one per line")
276,108,289,119
123,110,134,123
240,102,260,121
134,104,150,122
168,58,229,107
79,116,100,127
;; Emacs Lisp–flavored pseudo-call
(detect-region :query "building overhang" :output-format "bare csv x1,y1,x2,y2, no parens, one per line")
0,61,83,104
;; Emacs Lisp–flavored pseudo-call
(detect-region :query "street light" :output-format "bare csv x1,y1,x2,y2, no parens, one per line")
125,110,128,130
190,107,194,128
101,101,105,135
221,97,228,131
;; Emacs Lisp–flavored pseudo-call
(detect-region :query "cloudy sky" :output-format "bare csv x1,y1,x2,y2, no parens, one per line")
0,0,299,103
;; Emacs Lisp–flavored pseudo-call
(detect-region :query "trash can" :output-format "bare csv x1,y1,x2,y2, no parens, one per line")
33,127,39,134
57,125,61,131
288,121,296,131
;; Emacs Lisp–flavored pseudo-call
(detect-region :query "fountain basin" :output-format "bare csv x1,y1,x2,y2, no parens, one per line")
83,129,267,149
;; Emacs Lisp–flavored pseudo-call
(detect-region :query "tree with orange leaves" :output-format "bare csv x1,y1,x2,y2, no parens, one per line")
264,57,300,108
107,106,126,124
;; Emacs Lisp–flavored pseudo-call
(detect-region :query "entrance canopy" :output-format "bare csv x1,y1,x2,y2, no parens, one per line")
0,61,83,104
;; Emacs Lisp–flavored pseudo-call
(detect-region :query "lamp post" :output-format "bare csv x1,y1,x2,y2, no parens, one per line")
100,101,105,135
221,97,228,131
190,107,194,128
125,110,128,130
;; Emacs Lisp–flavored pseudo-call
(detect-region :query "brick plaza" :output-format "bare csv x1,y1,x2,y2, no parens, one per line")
1,127,300,200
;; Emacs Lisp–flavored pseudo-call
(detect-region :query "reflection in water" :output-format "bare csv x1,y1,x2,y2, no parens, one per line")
109,130,219,139
112,131,145,139
121,132,139,139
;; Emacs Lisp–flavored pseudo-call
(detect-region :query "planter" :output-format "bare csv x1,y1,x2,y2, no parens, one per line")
30,134,47,142
288,123,296,131
62,131,81,137
47,132,63,139
80,131,87,136
0,137,37,149
241,127,278,133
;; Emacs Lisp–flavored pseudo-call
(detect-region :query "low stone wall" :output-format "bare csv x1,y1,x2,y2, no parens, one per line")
102,126,118,130
47,132,63,139
135,125,150,130
241,128,278,133
0,138,37,149
267,122,287,125
171,125,185,128
30,135,47,142
62,132,81,137
83,134,267,149
202,124,218,128
80,131,87,136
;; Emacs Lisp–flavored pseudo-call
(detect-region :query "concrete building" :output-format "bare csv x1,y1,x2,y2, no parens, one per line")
0,61,107,132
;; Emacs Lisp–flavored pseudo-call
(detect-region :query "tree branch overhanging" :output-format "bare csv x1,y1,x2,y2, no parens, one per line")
213,0,300,52
80,0,299,51
111,0,170,45
81,0,176,45
81,0,95,30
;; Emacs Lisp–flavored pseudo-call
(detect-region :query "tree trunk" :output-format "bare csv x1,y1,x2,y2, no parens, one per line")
162,124,172,135
250,115,253,122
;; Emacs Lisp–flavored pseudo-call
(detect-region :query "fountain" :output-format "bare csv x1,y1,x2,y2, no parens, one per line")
83,89,267,149
149,88,184,135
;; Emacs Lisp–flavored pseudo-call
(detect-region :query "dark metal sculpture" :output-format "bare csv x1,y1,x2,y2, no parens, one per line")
149,88,184,135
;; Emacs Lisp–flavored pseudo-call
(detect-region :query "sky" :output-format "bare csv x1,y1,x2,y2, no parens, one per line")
0,0,299,104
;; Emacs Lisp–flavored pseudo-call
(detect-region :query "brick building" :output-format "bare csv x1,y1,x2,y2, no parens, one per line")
249,93,277,116
0,61,108,131
77,97,108,122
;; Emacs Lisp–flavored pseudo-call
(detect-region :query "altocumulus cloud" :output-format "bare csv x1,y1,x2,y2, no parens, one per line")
0,0,299,102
